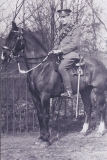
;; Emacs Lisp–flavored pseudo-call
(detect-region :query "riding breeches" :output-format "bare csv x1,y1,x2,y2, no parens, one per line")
58,58,77,91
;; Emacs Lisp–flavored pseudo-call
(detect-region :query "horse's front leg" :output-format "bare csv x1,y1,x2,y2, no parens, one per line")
80,87,93,134
41,92,50,142
32,95,45,141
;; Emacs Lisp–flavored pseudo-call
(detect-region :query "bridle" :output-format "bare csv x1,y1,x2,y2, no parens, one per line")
2,28,24,60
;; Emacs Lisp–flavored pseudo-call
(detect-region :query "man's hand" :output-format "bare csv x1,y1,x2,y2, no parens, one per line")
48,50,62,55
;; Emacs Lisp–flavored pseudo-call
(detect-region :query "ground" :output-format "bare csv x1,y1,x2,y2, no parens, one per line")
1,130,107,160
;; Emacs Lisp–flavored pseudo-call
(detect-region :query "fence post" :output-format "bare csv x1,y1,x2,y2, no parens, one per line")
13,74,15,134
33,109,35,132
64,98,67,133
25,78,28,132
19,73,22,133
0,75,2,133
6,72,9,133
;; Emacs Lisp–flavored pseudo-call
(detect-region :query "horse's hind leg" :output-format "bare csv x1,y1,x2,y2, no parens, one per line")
80,86,93,134
95,91,106,135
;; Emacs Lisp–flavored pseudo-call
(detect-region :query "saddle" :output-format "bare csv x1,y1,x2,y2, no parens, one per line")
72,56,85,76
55,55,85,76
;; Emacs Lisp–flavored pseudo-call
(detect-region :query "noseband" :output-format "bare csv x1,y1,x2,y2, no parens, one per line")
3,29,24,59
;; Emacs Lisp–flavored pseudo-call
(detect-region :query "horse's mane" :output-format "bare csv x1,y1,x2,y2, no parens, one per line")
23,29,48,53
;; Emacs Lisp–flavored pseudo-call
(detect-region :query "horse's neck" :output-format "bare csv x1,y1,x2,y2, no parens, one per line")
23,30,47,59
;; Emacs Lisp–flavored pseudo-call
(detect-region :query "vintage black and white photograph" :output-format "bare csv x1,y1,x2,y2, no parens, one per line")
0,0,107,160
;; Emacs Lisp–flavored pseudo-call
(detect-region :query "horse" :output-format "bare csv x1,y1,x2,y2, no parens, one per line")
1,21,107,145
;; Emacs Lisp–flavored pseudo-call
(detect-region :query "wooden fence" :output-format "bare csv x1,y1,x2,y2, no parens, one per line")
1,72,36,133
0,72,84,134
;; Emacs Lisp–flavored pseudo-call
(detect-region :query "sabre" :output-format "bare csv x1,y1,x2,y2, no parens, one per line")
76,66,82,118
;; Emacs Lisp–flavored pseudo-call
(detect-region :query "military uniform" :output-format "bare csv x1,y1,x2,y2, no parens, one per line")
52,9,81,97
54,23,80,59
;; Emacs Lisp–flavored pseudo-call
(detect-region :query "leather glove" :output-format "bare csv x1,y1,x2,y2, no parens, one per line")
48,50,62,55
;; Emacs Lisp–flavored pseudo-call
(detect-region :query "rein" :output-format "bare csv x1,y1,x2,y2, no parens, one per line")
18,54,49,74
17,52,59,74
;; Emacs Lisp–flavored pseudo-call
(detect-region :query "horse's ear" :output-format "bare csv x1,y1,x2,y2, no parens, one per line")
12,21,18,30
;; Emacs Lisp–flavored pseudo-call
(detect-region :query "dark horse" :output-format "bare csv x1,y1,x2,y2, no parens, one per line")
1,22,107,145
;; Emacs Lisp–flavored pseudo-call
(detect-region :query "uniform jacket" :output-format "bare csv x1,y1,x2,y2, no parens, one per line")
53,23,81,59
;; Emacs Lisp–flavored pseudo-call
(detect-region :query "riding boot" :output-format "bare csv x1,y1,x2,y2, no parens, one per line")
59,58,76,98
59,69,73,98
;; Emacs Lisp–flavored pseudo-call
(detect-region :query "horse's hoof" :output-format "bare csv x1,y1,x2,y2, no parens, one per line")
49,134,59,145
80,130,91,136
34,137,45,144
80,129,86,134
80,131,87,136
96,129,107,137
40,141,49,147
34,138,43,145
32,142,49,148
95,132,103,137
34,139,49,147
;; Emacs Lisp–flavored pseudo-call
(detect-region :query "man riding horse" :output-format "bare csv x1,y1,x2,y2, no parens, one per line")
1,15,107,145
49,9,81,98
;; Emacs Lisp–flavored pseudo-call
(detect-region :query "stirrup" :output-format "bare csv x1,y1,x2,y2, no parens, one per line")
61,91,73,98
67,90,73,98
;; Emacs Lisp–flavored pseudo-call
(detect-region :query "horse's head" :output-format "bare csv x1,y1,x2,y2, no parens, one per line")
1,21,24,65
